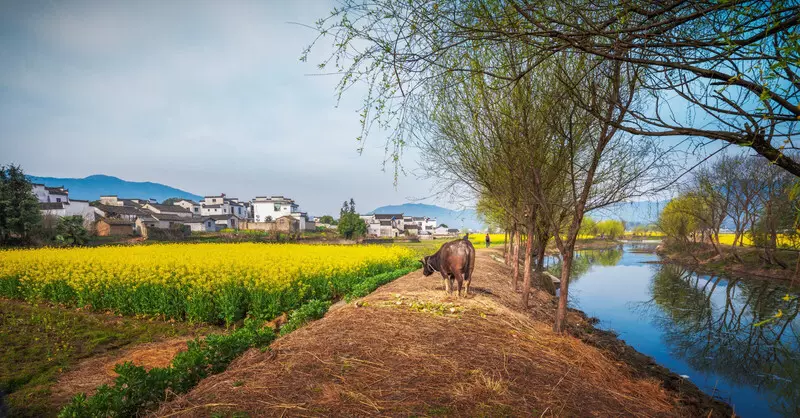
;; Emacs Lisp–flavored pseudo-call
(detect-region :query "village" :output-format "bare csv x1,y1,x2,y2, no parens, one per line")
33,183,460,239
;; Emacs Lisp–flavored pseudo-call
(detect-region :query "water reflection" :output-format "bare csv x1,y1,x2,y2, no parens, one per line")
558,245,800,417
644,264,800,417
547,246,624,282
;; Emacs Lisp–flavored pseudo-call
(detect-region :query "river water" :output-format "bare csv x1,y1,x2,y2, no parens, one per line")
559,243,800,417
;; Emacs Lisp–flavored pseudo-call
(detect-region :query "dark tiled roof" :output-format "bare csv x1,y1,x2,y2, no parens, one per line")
100,218,134,226
448,229,460,233
40,202,64,210
379,220,392,226
375,214,402,220
70,199,89,202
120,200,143,207
210,215,236,221
404,224,419,230
93,204,145,216
148,204,190,213
151,213,192,222
177,200,199,205
180,217,212,223
203,204,222,209
46,187,68,194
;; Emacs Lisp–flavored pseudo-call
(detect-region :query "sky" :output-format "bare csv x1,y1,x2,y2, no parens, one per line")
0,0,441,216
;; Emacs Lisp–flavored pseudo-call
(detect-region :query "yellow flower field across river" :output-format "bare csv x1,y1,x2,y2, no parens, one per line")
0,243,416,325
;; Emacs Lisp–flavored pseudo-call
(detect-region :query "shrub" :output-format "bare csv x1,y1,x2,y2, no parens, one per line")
279,299,332,336
58,319,275,418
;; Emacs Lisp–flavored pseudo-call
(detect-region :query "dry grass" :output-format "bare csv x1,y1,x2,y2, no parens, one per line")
153,251,723,417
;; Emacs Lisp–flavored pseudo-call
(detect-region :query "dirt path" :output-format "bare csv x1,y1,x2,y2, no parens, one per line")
154,249,727,417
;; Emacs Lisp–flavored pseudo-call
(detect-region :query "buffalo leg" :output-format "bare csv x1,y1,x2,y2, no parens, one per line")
454,271,464,298
464,280,470,296
441,272,451,294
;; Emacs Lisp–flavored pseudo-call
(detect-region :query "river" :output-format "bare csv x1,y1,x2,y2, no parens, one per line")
558,242,800,417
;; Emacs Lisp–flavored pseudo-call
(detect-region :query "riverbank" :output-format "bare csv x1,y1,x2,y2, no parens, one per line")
657,242,800,283
156,249,731,417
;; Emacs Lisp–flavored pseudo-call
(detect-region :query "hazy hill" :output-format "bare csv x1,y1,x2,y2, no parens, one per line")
589,200,667,225
27,174,202,202
370,203,485,231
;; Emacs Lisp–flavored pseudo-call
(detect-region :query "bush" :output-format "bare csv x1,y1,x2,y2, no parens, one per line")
55,216,89,246
58,319,275,418
279,299,332,336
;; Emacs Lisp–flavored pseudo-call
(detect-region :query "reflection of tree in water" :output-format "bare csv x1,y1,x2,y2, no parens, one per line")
642,264,800,416
547,247,623,283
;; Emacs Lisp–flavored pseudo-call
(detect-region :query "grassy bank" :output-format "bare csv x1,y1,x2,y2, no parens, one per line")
0,300,214,417
658,241,800,282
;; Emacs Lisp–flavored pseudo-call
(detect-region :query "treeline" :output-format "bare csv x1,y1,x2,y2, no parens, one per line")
578,218,627,240
659,154,799,267
310,1,800,332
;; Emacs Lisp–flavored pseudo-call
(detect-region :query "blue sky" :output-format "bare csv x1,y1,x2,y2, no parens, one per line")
0,0,439,216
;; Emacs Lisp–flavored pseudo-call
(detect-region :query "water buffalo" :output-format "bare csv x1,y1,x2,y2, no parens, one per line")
421,237,476,297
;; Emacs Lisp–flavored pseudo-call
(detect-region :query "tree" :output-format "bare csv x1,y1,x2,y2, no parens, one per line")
162,197,183,205
0,165,42,244
578,217,598,237
337,199,367,239
55,215,89,246
596,220,625,240
658,196,701,245
438,224,448,228
318,215,337,225
310,0,800,178
311,2,672,332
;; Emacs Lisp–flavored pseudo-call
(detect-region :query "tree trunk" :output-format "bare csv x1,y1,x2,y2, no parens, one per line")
503,229,509,262
553,249,573,333
512,227,521,290
521,222,535,308
534,236,552,294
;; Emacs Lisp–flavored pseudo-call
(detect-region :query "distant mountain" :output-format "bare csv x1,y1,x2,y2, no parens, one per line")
589,200,667,225
370,203,485,231
27,174,202,203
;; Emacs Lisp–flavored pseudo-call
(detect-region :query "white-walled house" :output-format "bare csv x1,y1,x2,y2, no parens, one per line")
252,196,298,222
174,199,201,215
200,194,246,218
93,204,146,222
210,214,240,230
434,226,460,236
361,213,406,237
251,196,311,230
181,217,216,232
34,184,95,223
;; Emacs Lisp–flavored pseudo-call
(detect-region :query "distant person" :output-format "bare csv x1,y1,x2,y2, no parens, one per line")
485,233,491,248
463,232,470,240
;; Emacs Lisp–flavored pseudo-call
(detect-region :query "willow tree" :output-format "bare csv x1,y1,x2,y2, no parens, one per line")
309,1,671,330
308,0,800,177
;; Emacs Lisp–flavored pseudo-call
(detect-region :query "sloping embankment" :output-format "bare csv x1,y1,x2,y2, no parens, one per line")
155,250,731,417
